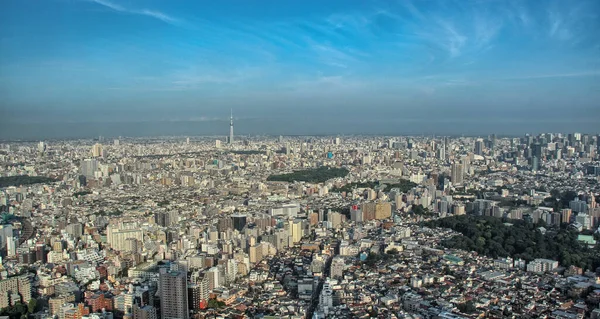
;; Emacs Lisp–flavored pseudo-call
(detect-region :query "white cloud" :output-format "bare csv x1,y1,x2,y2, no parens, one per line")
88,0,179,26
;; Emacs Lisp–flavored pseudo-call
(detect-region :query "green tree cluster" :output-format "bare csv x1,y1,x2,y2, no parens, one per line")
267,167,349,183
330,179,417,194
425,215,600,270
0,299,37,319
0,175,56,187
207,299,226,309
330,181,379,193
73,190,92,197
457,300,477,313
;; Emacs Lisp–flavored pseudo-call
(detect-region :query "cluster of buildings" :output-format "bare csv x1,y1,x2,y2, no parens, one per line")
0,132,598,318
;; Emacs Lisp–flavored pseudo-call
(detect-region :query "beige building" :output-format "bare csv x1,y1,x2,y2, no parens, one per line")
375,202,392,220
0,275,31,308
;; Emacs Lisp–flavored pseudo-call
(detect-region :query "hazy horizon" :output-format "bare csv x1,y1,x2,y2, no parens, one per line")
1,0,599,139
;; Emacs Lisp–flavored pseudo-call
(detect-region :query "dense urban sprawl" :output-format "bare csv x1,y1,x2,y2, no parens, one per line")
1,133,600,319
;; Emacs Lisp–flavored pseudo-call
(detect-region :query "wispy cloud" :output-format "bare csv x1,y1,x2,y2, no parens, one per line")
138,10,178,25
90,0,123,11
436,19,468,58
501,70,600,80
88,0,180,26
473,13,503,49
548,11,570,40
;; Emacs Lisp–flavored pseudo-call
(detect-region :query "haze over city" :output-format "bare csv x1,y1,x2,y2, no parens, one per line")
2,1,600,319
1,0,600,138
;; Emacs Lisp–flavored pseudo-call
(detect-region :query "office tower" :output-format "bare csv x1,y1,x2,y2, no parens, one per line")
6,236,17,257
290,219,303,243
80,159,98,178
231,214,247,232
228,110,234,144
334,137,340,145
451,162,464,185
474,139,484,155
159,271,188,319
154,212,177,227
532,143,543,158
0,224,13,250
437,145,445,161
113,139,120,146
531,156,540,171
91,143,103,157
106,222,144,251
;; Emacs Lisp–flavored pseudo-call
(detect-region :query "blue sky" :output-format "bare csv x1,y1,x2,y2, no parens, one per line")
1,0,599,137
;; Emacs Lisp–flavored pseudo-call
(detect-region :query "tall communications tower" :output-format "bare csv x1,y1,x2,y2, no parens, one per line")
229,109,234,144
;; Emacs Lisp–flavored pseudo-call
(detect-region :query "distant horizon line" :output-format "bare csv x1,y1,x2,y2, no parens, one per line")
1,132,597,143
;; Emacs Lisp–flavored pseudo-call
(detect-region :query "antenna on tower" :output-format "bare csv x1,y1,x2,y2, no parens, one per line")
229,109,234,144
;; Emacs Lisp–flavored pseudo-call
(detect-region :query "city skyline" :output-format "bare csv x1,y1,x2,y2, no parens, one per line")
1,0,599,139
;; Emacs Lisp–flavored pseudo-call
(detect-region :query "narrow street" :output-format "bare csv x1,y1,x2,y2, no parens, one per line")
305,256,332,319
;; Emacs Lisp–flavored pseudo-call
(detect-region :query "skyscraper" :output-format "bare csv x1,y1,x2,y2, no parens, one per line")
91,143,103,157
229,110,234,144
474,139,484,156
159,270,188,319
231,214,247,232
451,162,464,185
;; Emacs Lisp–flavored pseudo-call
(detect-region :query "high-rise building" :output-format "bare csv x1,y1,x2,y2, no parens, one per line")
375,202,392,220
451,162,464,185
474,139,484,156
531,156,540,171
80,159,98,178
0,275,31,309
37,141,46,154
362,202,376,221
437,144,446,161
330,257,345,279
133,305,157,319
290,219,303,243
231,214,247,232
106,222,144,252
228,110,234,144
159,270,188,319
91,143,103,157
319,280,334,315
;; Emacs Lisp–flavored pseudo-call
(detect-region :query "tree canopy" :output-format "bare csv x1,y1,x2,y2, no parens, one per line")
267,166,349,183
330,179,417,193
425,215,600,271
0,175,56,188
